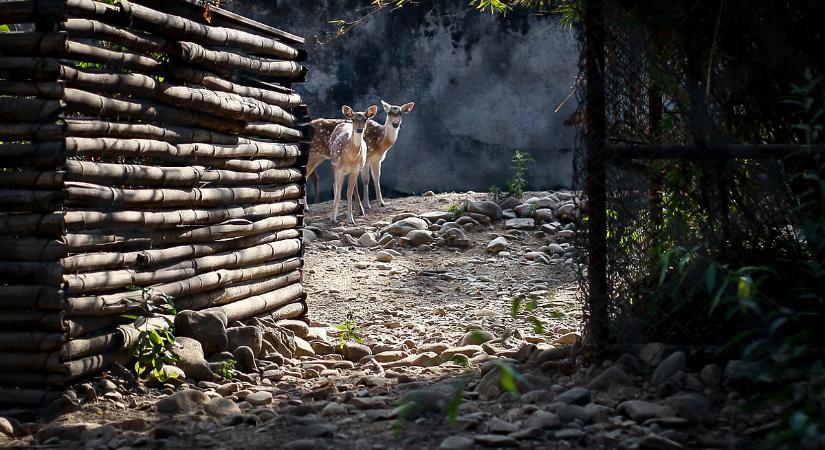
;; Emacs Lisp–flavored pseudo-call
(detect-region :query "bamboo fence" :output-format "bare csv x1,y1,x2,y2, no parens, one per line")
0,0,310,403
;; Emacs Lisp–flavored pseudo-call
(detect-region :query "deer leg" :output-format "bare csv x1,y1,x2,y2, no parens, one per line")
346,171,359,224
330,169,342,223
371,160,386,207
354,174,366,218
306,157,324,212
310,172,320,204
360,165,371,210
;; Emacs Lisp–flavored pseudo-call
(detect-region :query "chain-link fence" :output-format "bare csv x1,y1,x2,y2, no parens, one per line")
574,0,825,349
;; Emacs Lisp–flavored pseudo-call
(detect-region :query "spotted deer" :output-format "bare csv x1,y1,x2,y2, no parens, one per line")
327,104,377,224
306,100,414,207
359,100,415,209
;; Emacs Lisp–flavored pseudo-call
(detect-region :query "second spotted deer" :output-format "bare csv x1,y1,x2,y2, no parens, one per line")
328,104,377,224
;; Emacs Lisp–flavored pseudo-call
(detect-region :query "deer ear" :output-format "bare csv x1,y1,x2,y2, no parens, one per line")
366,105,378,118
341,105,353,118
401,102,415,114
381,100,391,112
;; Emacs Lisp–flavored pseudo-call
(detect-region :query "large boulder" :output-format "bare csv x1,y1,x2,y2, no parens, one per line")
381,217,429,236
174,310,228,355
401,230,433,246
172,337,220,381
466,201,502,220
486,236,508,253
156,389,208,415
505,218,535,230
226,326,263,356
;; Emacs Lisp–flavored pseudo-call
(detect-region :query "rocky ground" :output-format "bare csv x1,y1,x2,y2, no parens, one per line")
0,192,774,449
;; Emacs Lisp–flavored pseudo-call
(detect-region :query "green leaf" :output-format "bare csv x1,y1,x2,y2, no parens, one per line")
0,25,12,32
446,383,465,424
704,264,717,293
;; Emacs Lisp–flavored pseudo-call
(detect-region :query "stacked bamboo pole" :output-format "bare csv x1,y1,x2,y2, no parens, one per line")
0,0,310,399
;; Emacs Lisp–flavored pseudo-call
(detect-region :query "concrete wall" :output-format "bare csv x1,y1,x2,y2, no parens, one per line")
233,0,580,199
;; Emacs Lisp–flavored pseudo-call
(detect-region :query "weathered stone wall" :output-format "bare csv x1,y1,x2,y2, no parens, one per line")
233,0,580,198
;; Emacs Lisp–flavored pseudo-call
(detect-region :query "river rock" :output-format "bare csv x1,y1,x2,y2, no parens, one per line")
376,250,394,262
232,346,257,372
505,218,535,230
700,364,723,387
175,310,228,354
651,351,686,386
172,337,219,381
486,236,508,253
498,197,521,210
553,387,591,405
467,201,502,220
514,203,534,217
358,232,378,247
555,203,579,221
524,409,561,428
458,330,495,346
156,390,208,415
401,229,433,246
226,326,263,356
639,434,685,450
205,397,242,417
276,320,309,338
663,392,714,425
421,211,455,222
245,391,273,406
617,400,672,422
473,434,518,447
293,336,316,357
442,227,471,248
340,342,372,362
640,342,667,366
382,217,428,236
588,365,631,391
534,208,555,223
440,436,475,450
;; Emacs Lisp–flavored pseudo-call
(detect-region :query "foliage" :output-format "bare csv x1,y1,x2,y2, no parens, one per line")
446,203,462,213
0,25,10,32
642,82,825,450
122,288,179,383
489,185,504,203
334,311,364,350
510,292,548,336
489,149,533,201
505,150,533,199
217,359,237,381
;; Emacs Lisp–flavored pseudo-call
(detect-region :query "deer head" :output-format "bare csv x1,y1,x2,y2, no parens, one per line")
380,100,415,129
342,104,378,135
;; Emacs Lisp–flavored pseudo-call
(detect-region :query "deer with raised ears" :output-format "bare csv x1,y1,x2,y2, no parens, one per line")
359,100,415,209
328,104,378,224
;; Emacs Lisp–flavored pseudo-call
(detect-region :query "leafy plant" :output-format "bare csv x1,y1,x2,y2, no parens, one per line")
493,360,521,397
510,292,547,336
335,311,364,349
489,185,504,203
490,150,534,201
505,149,533,199
217,359,237,381
446,203,461,213
122,288,179,383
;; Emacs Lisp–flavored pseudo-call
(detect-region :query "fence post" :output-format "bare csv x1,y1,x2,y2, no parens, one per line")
583,0,608,351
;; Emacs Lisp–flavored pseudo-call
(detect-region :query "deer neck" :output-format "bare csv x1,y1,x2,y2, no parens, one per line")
349,126,366,156
381,116,400,147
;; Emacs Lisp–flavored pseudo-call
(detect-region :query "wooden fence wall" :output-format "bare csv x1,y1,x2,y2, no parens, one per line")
0,0,309,398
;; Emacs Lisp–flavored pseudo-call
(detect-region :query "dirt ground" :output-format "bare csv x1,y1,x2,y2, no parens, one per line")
303,190,581,354
0,192,760,450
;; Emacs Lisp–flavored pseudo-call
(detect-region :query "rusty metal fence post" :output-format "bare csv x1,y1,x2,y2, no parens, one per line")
583,0,609,351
